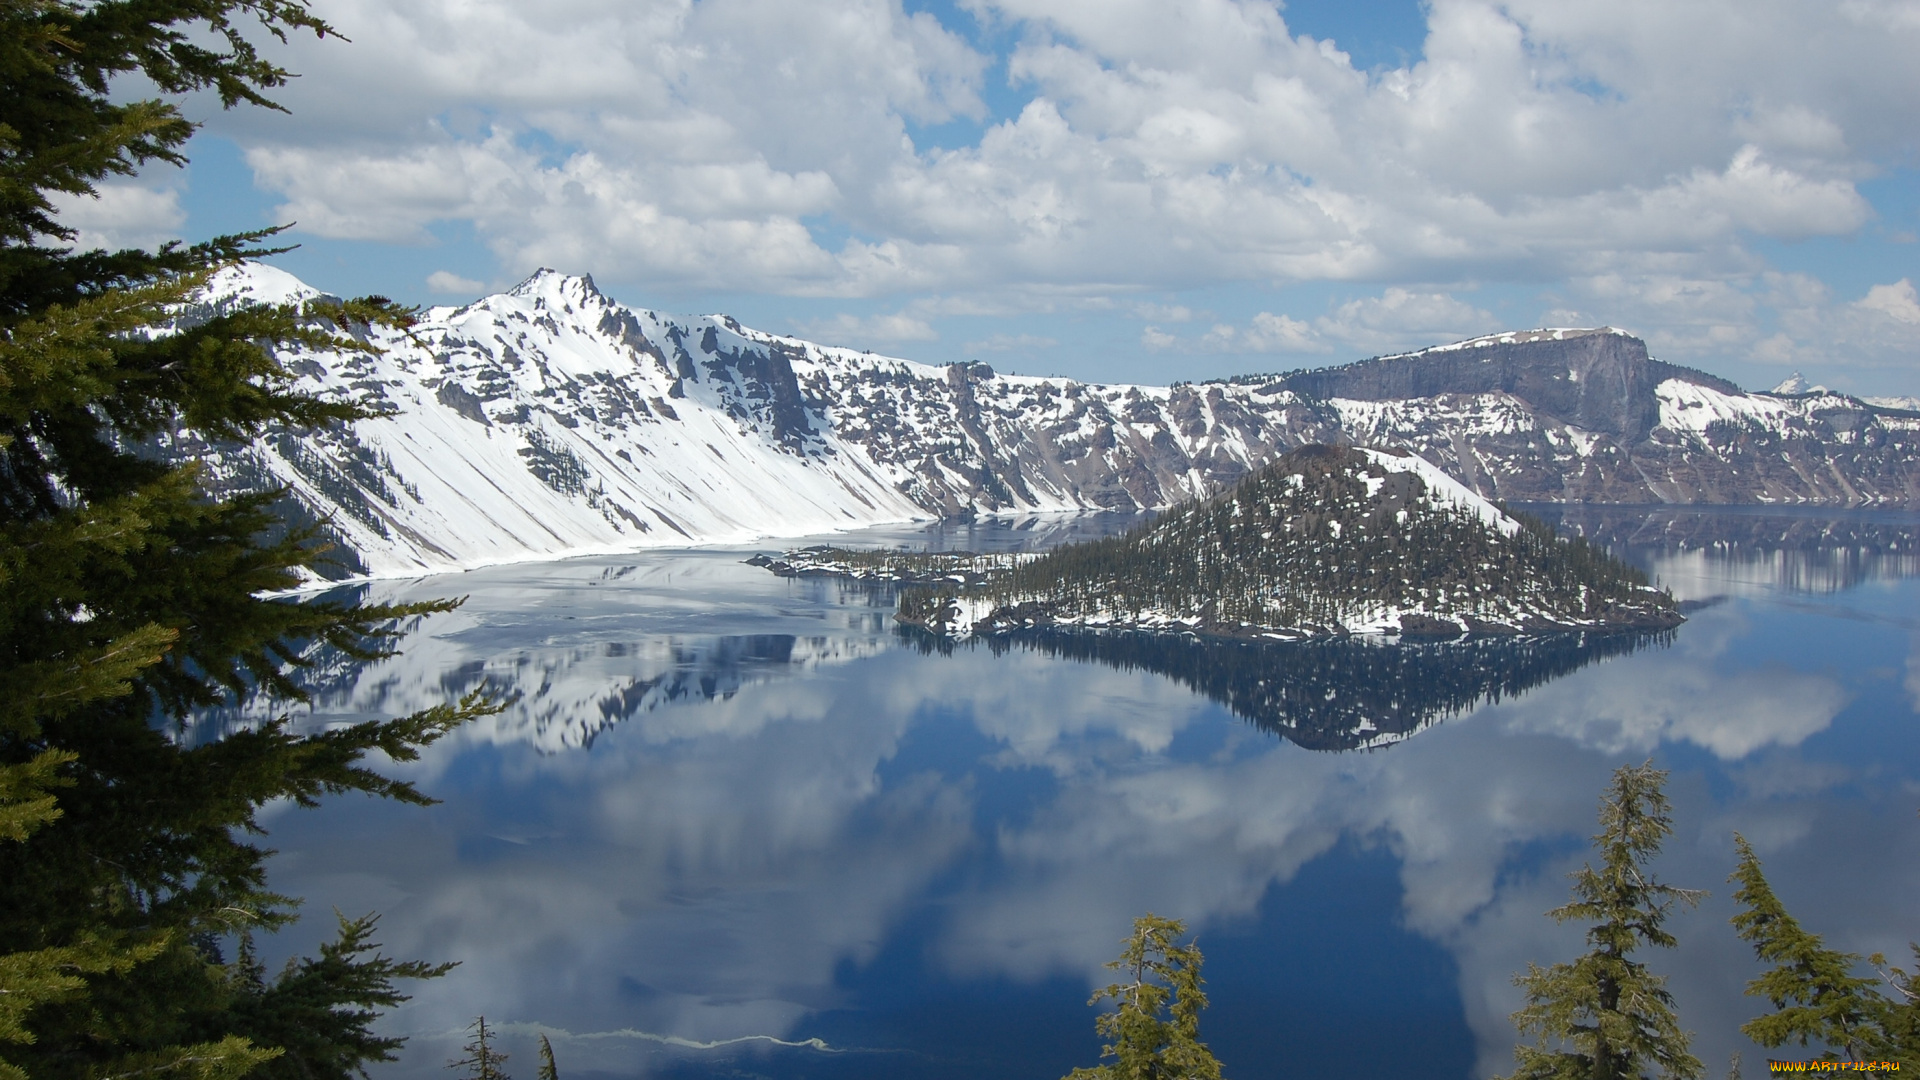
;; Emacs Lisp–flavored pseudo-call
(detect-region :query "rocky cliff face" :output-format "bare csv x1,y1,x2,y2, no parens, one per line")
1279,329,1920,507
174,266,1920,579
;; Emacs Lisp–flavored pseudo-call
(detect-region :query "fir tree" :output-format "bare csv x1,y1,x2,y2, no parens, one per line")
536,1035,558,1080
1729,835,1881,1060
1,2,497,1079
1064,914,1224,1080
447,1019,509,1080
1867,949,1920,1066
1730,833,1919,1068
1499,762,1705,1080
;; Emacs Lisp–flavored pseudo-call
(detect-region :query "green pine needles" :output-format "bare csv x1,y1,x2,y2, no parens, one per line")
446,1019,510,1080
1500,762,1706,1080
1730,835,1919,1068
1498,766,1920,1078
898,444,1677,638
1066,914,1224,1080
1,2,498,1079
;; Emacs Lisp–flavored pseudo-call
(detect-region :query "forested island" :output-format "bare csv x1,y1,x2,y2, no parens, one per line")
884,444,1681,639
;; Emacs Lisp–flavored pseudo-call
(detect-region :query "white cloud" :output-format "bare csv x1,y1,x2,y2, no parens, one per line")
1161,286,1496,356
1858,278,1920,325
963,332,1058,352
426,270,486,295
1200,311,1324,353
1734,275,1920,380
1128,301,1197,323
199,0,1918,302
790,311,938,346
1315,288,1501,354
1140,325,1178,350
46,183,185,252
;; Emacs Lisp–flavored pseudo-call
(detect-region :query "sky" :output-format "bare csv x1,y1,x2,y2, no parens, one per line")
55,0,1920,393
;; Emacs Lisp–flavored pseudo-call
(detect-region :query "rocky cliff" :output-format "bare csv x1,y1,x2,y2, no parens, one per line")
173,266,1920,579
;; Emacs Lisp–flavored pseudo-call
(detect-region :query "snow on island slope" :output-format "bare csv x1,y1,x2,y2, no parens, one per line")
895,445,1677,640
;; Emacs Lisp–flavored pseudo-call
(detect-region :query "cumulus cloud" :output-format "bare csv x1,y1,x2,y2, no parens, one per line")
46,183,186,252
963,332,1058,352
1161,286,1497,356
1858,279,1920,325
1200,311,1323,353
426,270,486,295
791,311,939,345
202,0,1917,305
1739,275,1920,377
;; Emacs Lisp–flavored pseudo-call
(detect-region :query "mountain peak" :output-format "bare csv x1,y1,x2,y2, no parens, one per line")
198,261,331,308
508,267,606,305
1770,372,1829,395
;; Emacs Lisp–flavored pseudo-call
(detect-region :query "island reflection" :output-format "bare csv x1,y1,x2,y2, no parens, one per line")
902,627,1672,751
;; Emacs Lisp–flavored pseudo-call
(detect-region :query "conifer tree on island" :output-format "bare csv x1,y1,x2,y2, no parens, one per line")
1499,762,1705,1080
1064,914,1224,1080
0,3,496,1079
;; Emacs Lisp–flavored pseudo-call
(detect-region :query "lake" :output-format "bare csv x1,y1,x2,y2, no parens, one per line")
215,507,1920,1080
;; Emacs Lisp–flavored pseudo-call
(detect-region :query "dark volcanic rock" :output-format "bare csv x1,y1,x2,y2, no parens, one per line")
1278,328,1737,441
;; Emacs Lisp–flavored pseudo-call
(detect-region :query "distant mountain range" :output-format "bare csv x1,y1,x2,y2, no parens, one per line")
170,264,1920,579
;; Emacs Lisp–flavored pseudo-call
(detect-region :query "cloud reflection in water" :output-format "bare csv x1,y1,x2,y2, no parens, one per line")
245,530,1918,1080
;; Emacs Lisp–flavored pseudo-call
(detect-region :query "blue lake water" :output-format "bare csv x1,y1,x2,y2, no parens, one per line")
222,508,1920,1080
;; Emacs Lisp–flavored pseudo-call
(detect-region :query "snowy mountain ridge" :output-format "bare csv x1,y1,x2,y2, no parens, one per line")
170,264,1920,581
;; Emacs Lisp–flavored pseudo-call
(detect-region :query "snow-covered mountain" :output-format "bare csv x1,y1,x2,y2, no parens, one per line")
172,265,1920,579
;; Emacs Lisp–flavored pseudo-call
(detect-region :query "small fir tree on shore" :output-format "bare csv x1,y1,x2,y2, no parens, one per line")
1065,914,1224,1080
1499,762,1705,1080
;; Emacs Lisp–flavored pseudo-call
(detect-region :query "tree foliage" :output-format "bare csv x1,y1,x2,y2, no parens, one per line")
446,1019,509,1080
1,2,495,1079
899,445,1675,636
1065,914,1224,1080
1500,762,1705,1080
535,1035,557,1080
1730,835,1919,1068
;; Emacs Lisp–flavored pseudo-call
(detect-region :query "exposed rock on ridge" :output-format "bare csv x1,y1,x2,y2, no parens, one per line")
176,265,1920,579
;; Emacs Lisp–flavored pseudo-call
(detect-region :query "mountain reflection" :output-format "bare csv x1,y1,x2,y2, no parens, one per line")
1528,504,1920,594
185,631,890,752
905,628,1672,751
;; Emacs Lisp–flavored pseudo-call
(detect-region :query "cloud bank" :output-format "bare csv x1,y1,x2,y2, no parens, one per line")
74,0,1920,383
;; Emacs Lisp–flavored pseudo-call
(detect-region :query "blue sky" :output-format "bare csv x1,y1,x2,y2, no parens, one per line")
64,0,1920,393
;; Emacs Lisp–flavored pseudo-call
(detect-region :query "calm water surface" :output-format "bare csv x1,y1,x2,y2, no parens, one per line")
222,509,1920,1080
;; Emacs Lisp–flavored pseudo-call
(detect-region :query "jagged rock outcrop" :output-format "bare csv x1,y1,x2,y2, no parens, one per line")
174,266,1920,579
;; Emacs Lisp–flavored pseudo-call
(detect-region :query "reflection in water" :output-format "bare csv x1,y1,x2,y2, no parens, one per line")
1527,504,1920,595
188,632,889,751
907,628,1672,751
213,511,1920,1080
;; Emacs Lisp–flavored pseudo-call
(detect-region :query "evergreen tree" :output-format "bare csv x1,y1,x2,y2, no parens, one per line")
1064,914,1224,1080
1730,833,1919,1068
1729,834,1881,1060
446,1019,509,1080
1867,949,1920,1066
1499,762,1705,1080
535,1035,558,1080
1,2,496,1079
